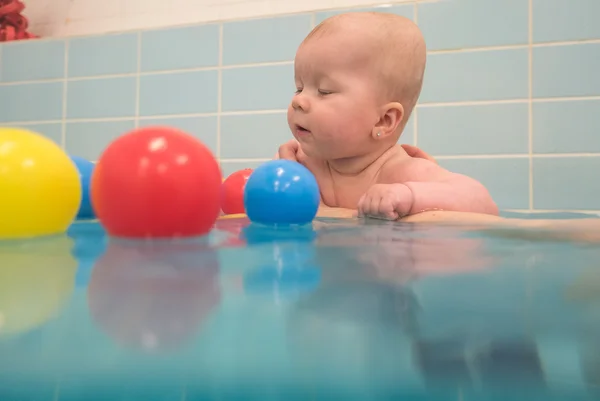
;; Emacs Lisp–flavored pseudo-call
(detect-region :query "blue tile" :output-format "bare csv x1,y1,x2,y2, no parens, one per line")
533,100,600,153
438,158,529,209
221,113,289,159
222,64,292,112
399,113,415,145
533,0,600,43
315,5,414,24
139,70,218,116
532,43,600,98
417,103,528,155
0,82,63,122
417,0,528,51
1,123,62,146
221,161,267,177
223,15,311,65
65,120,135,160
533,157,600,210
138,116,217,155
67,77,136,119
420,49,528,103
1,39,65,82
68,33,138,78
141,24,219,72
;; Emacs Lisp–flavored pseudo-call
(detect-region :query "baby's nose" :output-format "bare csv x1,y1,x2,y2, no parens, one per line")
292,94,310,112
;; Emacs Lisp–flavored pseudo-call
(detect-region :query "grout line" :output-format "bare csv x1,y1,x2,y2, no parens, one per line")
532,153,600,158
217,23,223,160
219,158,270,163
60,40,69,150
528,0,534,211
533,38,600,48
4,119,63,125
0,78,64,86
418,96,600,108
532,95,600,103
437,153,600,160
65,116,136,123
435,154,529,160
0,44,3,82
220,109,287,116
428,43,529,55
134,31,142,128
504,208,600,215
0,109,289,126
412,0,419,142
418,99,528,107
141,112,218,120
310,12,316,28
412,0,419,146
0,61,294,86
413,0,418,23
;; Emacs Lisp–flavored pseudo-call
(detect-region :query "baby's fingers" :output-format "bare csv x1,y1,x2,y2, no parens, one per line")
379,197,399,220
357,194,367,217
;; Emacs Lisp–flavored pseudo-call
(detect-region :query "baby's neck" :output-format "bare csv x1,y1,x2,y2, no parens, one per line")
326,145,402,177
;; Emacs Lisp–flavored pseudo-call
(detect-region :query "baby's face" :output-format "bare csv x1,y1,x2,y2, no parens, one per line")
287,33,383,160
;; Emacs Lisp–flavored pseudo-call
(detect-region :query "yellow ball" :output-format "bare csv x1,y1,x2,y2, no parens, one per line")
0,127,82,239
0,235,77,337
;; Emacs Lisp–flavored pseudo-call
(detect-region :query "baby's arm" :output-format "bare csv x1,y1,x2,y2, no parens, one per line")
359,158,498,219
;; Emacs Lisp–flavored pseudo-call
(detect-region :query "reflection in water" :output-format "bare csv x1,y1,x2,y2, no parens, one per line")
0,235,76,337
3,218,600,399
284,220,600,398
87,239,221,352
315,221,494,284
68,222,108,286
240,223,322,302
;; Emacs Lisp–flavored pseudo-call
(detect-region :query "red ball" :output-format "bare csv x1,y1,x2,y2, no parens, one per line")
87,240,221,351
91,126,222,238
221,168,253,215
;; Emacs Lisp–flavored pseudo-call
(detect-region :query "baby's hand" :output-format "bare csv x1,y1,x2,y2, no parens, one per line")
276,139,302,162
357,183,413,220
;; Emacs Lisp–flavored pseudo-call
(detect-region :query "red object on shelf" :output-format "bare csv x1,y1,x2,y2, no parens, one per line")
0,0,37,42
221,168,253,215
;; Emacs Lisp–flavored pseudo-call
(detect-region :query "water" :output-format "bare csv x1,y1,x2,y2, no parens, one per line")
1,213,600,400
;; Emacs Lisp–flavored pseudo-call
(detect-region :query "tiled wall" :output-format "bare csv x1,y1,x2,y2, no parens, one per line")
2,0,600,212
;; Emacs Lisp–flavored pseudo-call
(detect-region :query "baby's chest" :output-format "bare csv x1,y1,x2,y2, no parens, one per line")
318,176,374,209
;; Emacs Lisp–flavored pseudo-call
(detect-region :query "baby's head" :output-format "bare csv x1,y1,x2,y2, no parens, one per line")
287,12,426,161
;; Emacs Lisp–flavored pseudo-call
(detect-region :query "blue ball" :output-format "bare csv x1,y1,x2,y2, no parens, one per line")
244,160,320,225
70,156,96,220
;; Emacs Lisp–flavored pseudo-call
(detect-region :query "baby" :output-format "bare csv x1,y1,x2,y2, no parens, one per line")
276,12,498,220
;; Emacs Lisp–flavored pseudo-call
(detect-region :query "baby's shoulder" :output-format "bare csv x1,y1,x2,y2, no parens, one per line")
378,153,450,184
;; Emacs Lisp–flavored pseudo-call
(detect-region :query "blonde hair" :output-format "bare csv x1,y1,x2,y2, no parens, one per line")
303,12,426,124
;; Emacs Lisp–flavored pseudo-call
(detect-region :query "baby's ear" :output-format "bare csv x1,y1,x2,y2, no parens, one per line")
373,102,404,140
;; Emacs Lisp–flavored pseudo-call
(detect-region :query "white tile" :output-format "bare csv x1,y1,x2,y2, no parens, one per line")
169,5,221,25
217,1,275,21
67,0,121,20
268,0,332,14
24,0,71,25
123,0,171,15
62,15,126,36
23,0,417,37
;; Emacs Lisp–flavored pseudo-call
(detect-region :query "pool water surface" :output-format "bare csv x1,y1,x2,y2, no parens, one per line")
1,213,600,400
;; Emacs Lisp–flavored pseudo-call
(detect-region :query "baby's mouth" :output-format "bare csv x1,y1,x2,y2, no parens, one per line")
296,124,311,134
